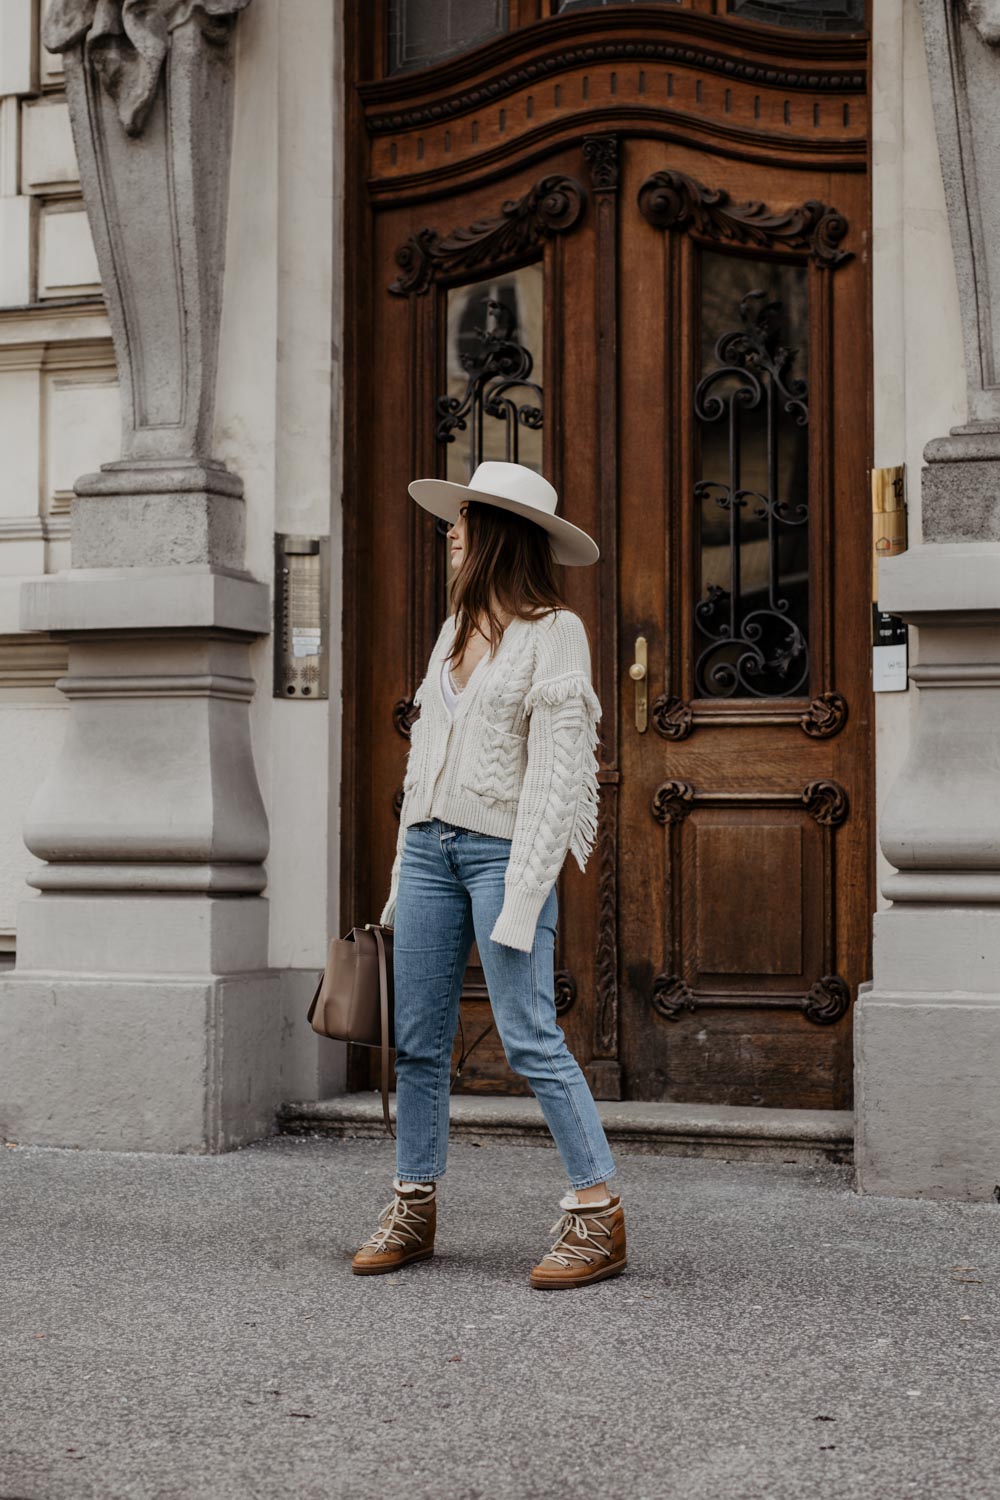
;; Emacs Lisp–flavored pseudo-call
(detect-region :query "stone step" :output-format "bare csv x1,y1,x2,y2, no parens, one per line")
278,1094,854,1165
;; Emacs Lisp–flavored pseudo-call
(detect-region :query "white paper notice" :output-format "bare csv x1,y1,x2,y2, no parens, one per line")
292,629,322,659
872,608,908,692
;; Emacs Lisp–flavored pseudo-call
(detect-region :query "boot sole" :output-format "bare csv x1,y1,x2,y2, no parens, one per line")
530,1256,627,1290
351,1246,435,1276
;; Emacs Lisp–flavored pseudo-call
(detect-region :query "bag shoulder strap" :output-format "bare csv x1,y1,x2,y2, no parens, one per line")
371,925,394,1140
307,971,323,1025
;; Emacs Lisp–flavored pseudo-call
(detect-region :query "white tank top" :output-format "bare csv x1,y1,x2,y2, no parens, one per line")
440,655,463,715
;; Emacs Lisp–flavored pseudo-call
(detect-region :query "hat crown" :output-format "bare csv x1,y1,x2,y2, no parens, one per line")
468,461,558,516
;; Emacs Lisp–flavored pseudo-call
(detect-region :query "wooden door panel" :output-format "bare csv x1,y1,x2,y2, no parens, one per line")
680,803,827,991
647,1010,850,1111
692,819,807,980
650,783,845,984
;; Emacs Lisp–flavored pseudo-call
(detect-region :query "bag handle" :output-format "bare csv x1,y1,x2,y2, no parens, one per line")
371,924,394,1139
306,972,322,1026
310,923,497,1141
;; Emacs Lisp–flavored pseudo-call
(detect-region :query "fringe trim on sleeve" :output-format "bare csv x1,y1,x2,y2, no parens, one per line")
524,671,602,719
569,709,601,874
524,670,603,873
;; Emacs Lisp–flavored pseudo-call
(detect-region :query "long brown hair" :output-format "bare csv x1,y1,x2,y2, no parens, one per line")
447,499,567,666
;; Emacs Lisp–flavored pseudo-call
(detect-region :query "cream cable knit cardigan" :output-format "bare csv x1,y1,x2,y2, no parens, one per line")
379,607,602,952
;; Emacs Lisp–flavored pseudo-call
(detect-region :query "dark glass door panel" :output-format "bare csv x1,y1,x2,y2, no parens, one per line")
388,0,507,74
694,251,810,700
441,265,545,484
728,0,865,31
558,0,679,9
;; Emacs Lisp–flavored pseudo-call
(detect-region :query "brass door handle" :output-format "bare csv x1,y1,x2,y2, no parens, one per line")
630,636,648,733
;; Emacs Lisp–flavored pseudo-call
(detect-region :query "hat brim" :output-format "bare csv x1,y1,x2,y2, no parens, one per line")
408,478,600,567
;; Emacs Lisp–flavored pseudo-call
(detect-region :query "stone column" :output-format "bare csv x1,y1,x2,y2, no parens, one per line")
0,1,279,1153
855,0,1000,1198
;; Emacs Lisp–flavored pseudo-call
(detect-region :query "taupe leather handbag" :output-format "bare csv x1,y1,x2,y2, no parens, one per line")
308,924,396,1135
307,922,493,1139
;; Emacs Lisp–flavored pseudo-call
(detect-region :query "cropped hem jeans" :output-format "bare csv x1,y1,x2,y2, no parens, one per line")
392,817,617,1192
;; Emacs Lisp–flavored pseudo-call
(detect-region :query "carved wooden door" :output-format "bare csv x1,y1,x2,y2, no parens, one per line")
345,1,872,1108
618,152,871,1107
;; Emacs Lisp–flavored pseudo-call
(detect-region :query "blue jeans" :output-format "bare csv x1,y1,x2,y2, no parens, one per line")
392,817,617,1191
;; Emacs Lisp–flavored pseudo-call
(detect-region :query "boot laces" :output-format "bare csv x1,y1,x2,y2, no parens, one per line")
542,1202,617,1268
361,1192,431,1255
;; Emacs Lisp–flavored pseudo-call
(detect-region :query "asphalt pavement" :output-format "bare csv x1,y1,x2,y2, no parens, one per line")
2,1132,998,1500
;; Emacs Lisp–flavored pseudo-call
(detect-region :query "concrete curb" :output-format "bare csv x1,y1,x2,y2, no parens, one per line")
279,1094,855,1164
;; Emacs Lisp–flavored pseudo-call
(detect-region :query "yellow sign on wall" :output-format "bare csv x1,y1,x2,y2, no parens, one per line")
871,465,908,692
871,464,907,603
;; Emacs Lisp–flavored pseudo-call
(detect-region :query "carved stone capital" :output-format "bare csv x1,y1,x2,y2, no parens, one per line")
920,0,1000,446
963,0,1000,46
44,0,252,137
48,0,252,501
916,0,1000,536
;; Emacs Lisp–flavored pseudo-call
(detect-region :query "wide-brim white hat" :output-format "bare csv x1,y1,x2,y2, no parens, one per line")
408,461,600,567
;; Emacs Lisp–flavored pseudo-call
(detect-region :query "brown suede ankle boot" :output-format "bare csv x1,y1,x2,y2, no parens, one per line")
529,1189,627,1289
351,1179,437,1276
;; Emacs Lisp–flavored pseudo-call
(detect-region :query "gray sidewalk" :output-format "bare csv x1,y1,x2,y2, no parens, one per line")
2,1133,997,1500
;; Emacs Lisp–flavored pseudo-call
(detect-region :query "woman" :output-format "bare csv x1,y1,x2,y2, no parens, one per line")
352,461,625,1290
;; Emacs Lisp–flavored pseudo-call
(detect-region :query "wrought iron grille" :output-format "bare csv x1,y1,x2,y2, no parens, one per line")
436,293,543,478
694,286,810,699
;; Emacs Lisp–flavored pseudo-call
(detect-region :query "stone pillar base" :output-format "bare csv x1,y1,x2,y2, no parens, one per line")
8,568,278,1153
15,893,269,973
0,972,281,1153
855,908,1000,1200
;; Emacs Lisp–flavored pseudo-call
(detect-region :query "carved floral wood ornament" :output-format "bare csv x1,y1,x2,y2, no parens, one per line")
43,0,251,136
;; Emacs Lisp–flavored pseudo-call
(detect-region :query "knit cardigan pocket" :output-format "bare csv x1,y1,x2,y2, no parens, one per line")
461,720,528,805
461,651,533,806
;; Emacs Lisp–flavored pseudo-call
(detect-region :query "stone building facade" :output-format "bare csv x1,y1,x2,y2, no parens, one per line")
0,0,995,1200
